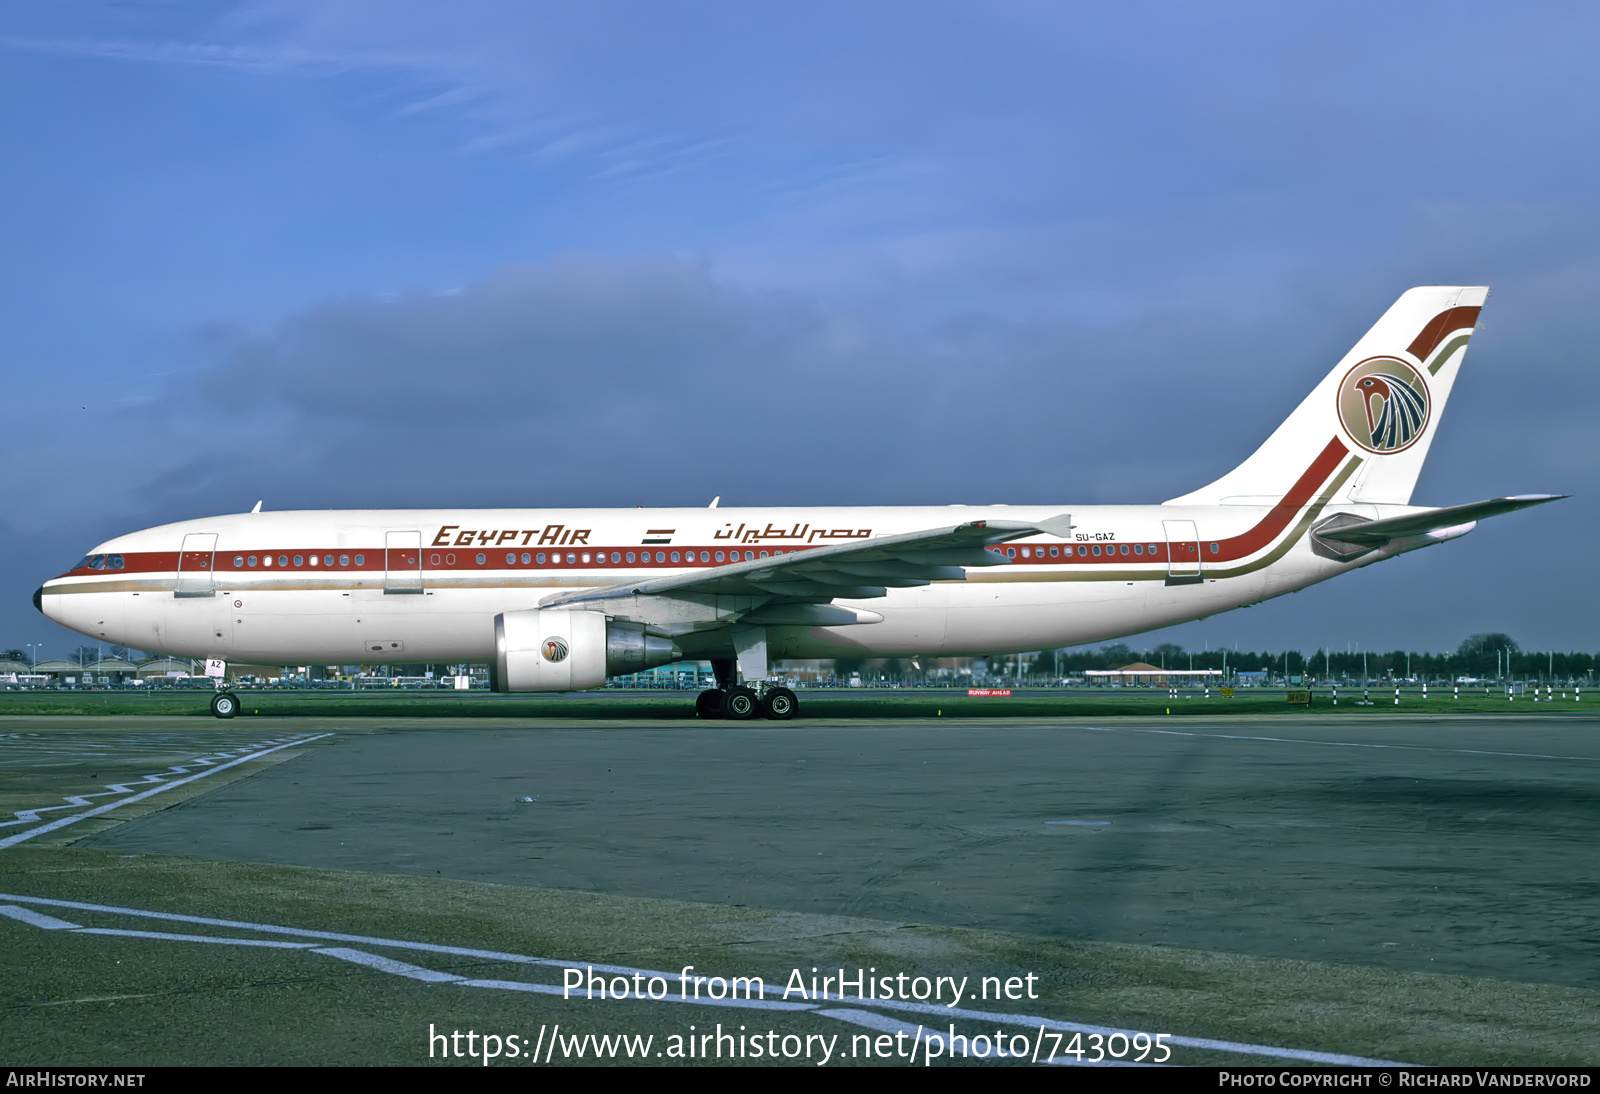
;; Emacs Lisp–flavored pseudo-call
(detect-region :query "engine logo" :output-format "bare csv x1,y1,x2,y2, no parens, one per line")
541,637,569,663
1336,356,1430,454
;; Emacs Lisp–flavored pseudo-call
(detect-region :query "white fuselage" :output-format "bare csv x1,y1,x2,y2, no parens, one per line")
38,496,1431,667
38,287,1508,675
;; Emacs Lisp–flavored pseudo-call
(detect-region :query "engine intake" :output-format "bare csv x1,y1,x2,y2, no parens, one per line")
492,609,681,692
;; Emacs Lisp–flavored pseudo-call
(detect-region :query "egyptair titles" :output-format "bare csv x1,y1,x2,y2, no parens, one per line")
429,522,874,549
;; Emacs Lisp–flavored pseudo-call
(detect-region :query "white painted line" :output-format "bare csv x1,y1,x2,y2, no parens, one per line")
455,978,568,995
450,977,816,1011
0,741,314,829
0,890,1414,1066
0,734,332,849
75,928,318,949
0,890,674,976
313,947,466,982
0,904,81,929
814,1007,919,1035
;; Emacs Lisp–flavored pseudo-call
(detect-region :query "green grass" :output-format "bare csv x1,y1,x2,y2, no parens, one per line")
0,687,1587,719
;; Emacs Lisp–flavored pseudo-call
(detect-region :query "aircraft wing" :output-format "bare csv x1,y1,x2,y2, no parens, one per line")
539,515,1073,628
1315,494,1565,547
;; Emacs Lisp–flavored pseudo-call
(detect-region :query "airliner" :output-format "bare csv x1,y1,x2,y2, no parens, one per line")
35,286,1559,719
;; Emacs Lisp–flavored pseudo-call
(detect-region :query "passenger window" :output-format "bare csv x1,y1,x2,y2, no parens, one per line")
611,552,621,563
248,556,257,567
1211,542,1220,554
339,555,349,566
354,555,364,566
656,552,665,562
522,553,531,564
566,553,576,564
234,556,244,567
1006,548,1016,558
700,551,710,562
1050,546,1058,557
263,556,273,567
475,554,485,565
445,554,455,566
277,555,287,566
1134,544,1143,555
1092,545,1101,556
1120,544,1129,555
759,551,769,558
536,553,546,564
626,552,636,563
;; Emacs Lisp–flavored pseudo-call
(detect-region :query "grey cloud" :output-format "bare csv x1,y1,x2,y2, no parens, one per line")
208,256,843,424
186,254,1352,510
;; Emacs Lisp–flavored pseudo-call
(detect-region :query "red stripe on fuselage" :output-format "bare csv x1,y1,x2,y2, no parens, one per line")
1204,435,1349,561
54,442,1352,584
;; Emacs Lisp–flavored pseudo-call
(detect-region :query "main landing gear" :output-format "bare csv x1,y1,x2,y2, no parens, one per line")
210,691,240,719
695,684,799,720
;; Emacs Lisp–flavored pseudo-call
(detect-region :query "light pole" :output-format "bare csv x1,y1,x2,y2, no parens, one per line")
25,643,41,669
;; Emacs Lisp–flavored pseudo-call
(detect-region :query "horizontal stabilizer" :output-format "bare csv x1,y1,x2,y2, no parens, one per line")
1315,495,1565,548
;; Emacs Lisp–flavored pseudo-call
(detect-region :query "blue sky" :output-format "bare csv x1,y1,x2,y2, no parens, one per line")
3,1,1596,659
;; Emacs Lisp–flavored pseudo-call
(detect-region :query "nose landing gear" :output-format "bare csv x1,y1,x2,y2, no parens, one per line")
210,691,240,719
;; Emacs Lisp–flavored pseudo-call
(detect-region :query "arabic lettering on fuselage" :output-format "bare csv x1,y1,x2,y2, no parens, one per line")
712,523,872,544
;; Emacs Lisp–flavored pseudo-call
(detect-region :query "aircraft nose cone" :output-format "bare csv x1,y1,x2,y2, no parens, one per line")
33,586,43,614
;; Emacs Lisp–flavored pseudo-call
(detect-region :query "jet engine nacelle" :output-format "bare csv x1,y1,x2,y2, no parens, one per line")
492,609,681,692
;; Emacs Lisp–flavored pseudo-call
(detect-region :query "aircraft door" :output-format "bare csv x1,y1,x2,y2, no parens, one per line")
1162,520,1202,586
385,531,424,594
175,533,218,598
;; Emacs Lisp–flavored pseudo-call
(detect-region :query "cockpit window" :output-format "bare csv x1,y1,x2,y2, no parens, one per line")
88,555,106,570
108,554,125,569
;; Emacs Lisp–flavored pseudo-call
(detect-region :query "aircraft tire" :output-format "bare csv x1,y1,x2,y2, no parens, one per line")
760,687,798,720
210,692,240,719
724,686,758,720
694,688,726,719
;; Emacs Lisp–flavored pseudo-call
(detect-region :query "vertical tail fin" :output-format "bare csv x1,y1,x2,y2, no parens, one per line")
1165,286,1488,507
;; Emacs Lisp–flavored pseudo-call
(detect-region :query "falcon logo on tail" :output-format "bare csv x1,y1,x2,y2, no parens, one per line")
1338,357,1430,454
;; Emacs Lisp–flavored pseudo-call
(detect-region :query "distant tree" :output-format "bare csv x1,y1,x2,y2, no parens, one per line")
1458,633,1518,658
71,646,100,667
0,649,25,663
1099,643,1135,665
1151,643,1184,669
1455,633,1517,676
